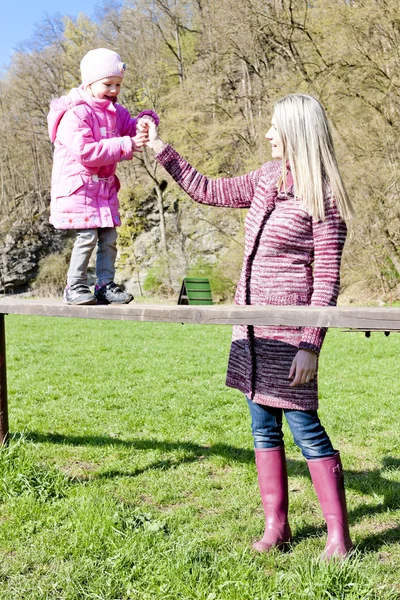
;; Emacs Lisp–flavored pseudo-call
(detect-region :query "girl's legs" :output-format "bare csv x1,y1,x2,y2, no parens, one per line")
65,229,97,305
95,227,118,288
94,228,133,304
67,228,98,287
284,409,353,558
246,399,292,552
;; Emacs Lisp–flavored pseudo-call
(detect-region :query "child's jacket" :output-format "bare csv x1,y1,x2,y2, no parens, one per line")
47,86,158,229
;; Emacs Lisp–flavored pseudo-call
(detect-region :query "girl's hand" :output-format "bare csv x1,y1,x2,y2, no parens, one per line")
146,121,165,153
131,130,149,152
288,349,317,387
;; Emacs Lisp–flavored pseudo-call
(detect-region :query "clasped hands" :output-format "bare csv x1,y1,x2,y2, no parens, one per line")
131,117,162,152
132,119,164,153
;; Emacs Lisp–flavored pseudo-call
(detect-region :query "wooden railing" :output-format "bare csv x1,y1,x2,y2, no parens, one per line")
1,298,400,443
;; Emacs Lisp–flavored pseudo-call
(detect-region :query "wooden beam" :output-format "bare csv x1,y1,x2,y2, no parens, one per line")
1,297,399,444
1,298,400,330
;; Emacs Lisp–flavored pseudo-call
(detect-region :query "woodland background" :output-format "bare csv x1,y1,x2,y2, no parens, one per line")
0,0,399,303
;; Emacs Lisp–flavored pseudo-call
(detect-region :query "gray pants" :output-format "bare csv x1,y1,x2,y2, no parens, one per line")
67,227,118,287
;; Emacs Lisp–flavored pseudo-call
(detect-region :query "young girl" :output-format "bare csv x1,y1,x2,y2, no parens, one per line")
48,48,158,305
146,94,354,559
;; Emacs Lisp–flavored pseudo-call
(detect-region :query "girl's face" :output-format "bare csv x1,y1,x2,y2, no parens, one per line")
88,76,123,102
265,119,284,159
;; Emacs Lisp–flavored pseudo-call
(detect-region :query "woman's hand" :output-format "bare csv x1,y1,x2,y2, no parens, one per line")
289,349,317,387
145,120,166,153
136,116,155,132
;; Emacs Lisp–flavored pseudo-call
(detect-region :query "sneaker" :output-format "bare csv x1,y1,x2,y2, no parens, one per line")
64,284,96,305
94,282,133,304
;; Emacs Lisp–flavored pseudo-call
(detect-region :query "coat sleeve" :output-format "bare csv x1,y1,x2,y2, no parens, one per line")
56,107,134,167
156,144,262,208
299,198,347,353
118,107,160,137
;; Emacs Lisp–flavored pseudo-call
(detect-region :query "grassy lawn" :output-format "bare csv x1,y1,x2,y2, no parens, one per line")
0,314,400,599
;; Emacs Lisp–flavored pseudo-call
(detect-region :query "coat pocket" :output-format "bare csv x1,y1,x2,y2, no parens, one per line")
55,174,84,198
264,293,309,307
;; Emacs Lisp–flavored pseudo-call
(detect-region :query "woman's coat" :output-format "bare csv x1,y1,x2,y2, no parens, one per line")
156,144,347,410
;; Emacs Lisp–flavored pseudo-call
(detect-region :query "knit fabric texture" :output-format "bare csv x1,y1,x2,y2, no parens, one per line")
157,144,347,410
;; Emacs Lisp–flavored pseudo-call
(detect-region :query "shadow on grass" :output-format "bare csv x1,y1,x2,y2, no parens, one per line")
16,431,400,551
18,431,400,492
18,429,255,464
356,525,400,552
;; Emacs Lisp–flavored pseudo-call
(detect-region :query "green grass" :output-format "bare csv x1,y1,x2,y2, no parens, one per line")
1,315,400,599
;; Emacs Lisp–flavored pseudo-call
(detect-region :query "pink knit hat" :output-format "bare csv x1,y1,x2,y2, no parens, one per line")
80,48,126,86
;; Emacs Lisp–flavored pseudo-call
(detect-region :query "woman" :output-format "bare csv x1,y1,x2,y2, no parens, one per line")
146,94,354,559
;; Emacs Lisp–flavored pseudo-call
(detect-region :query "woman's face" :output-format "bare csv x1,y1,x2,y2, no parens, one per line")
265,119,283,159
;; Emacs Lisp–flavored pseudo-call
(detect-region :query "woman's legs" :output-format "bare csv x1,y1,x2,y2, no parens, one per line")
247,399,292,552
306,453,353,558
247,402,353,557
247,397,285,449
284,409,353,558
283,409,335,460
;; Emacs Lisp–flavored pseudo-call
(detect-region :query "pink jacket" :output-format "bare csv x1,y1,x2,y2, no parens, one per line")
47,86,158,229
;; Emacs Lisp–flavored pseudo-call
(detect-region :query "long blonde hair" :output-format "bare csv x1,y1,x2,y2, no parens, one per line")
273,93,353,221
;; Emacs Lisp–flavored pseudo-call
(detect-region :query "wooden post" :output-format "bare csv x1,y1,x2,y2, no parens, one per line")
0,314,9,445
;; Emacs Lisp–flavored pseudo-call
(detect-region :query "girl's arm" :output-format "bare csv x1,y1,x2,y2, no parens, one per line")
118,106,160,137
148,125,262,209
57,109,137,167
299,198,348,353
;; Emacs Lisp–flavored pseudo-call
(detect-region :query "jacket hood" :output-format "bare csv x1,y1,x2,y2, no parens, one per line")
47,86,116,143
47,87,89,143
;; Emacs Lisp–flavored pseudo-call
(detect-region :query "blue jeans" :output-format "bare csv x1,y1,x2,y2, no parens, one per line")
246,397,335,460
67,227,118,287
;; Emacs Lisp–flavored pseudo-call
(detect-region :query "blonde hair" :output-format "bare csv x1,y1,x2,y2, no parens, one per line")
273,93,353,221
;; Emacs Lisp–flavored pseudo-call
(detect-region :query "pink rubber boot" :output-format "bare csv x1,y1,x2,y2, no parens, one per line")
252,446,292,552
307,452,353,559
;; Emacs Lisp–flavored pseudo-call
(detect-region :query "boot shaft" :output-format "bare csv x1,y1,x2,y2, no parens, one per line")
253,446,292,552
307,451,353,558
255,446,289,513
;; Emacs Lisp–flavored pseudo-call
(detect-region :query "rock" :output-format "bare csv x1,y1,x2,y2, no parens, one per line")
0,207,67,293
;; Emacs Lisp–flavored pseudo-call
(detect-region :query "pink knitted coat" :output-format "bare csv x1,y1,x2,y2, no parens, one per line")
157,144,347,410
47,86,158,230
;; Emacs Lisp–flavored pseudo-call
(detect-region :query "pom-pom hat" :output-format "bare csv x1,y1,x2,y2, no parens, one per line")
80,48,126,87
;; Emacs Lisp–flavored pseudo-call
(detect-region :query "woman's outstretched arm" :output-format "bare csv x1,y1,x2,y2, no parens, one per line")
146,122,262,209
